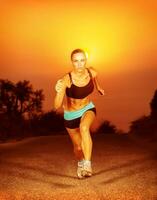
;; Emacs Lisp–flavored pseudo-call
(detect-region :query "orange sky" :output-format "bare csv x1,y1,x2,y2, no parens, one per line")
0,0,157,131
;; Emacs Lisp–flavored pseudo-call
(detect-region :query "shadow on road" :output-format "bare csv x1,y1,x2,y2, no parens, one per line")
0,153,156,187
0,160,77,189
93,154,157,185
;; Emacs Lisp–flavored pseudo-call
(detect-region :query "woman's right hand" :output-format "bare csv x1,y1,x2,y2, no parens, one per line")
55,79,64,93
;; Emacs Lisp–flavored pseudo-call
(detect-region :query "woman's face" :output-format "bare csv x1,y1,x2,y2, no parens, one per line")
71,52,87,72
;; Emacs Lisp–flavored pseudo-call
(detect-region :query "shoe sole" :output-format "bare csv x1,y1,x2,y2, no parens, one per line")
82,170,92,177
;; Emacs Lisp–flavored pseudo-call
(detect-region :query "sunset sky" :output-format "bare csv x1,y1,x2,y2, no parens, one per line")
1,0,157,131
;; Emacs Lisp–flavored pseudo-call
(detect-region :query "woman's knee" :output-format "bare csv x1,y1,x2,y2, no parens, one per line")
80,123,89,133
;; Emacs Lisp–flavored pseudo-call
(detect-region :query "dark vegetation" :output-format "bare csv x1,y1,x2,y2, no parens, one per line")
0,79,157,142
128,89,157,140
0,79,64,142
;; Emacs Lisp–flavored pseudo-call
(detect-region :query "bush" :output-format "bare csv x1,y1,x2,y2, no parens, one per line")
30,111,65,136
128,115,157,139
95,120,117,134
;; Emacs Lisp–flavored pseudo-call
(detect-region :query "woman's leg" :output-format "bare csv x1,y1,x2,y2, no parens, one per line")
66,127,85,178
66,127,84,161
80,110,95,161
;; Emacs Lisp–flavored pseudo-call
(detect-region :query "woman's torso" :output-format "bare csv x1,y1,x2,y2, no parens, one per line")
63,68,94,111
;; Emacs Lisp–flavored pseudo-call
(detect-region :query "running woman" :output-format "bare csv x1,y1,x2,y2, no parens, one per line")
54,48,105,179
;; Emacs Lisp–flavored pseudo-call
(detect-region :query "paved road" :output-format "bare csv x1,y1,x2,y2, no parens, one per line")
0,134,157,200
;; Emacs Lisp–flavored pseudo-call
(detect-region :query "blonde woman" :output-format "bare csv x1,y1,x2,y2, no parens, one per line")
54,49,104,179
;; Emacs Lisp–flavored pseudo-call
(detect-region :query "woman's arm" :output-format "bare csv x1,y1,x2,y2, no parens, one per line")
53,76,67,110
93,76,105,95
89,67,105,96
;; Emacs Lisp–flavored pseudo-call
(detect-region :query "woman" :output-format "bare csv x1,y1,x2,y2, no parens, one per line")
54,49,105,179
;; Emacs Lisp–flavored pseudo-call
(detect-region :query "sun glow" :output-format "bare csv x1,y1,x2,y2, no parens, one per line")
1,1,156,75
1,0,156,131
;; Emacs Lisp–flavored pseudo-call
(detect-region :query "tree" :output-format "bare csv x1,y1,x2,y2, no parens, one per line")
0,79,45,140
150,89,157,119
30,110,65,135
0,79,44,118
128,89,157,139
28,89,44,117
0,79,16,115
96,120,117,134
14,80,33,115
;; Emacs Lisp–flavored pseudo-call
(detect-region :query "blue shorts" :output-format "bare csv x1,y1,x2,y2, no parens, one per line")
64,101,96,129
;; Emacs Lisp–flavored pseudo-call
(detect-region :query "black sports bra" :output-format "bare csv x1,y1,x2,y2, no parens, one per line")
66,68,94,99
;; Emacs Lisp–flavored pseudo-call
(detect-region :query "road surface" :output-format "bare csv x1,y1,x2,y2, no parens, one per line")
0,134,157,200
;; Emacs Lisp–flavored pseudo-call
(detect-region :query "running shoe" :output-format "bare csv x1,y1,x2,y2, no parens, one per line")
77,160,84,179
82,164,92,177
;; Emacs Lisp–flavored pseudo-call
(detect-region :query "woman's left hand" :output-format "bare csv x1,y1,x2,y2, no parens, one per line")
98,88,105,96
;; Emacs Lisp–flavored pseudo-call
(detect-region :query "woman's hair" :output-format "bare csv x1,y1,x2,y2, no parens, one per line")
71,49,86,60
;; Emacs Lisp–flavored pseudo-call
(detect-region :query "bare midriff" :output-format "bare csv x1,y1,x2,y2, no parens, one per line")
63,96,91,111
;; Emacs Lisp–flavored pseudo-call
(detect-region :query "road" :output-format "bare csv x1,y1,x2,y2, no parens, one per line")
0,134,157,200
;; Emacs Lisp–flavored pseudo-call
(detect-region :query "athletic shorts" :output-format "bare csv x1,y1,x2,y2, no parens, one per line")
64,101,96,129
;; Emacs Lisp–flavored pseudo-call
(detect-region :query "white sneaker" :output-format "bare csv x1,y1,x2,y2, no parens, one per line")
82,161,92,177
82,166,92,177
77,160,84,179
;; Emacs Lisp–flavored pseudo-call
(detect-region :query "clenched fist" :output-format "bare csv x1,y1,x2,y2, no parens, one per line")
55,79,65,93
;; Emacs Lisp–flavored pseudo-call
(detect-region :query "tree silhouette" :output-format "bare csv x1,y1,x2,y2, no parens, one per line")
0,79,44,117
128,89,157,139
30,110,65,135
0,79,45,140
96,120,117,134
0,79,16,115
150,89,157,119
14,80,33,115
27,89,45,119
